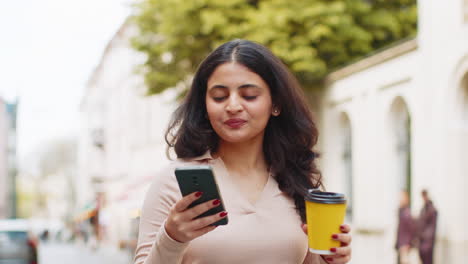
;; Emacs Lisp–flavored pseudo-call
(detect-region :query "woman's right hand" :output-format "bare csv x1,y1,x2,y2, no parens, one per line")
165,191,228,243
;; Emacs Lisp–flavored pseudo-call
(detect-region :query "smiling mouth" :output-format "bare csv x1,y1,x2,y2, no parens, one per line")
224,119,246,128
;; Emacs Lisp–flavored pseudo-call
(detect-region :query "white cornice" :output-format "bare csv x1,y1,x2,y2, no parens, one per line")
326,38,418,84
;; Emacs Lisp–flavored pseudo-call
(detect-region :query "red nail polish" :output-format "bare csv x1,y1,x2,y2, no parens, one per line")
340,225,346,231
330,247,336,252
332,234,338,239
326,257,333,262
219,212,228,217
213,199,220,205
195,191,203,197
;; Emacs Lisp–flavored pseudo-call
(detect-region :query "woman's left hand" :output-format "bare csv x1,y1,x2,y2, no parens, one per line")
301,224,352,264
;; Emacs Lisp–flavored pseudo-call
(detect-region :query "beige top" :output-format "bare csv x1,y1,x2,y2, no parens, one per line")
134,152,327,264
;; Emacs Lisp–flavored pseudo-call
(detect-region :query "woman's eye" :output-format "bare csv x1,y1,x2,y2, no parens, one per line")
243,96,257,100
213,96,227,102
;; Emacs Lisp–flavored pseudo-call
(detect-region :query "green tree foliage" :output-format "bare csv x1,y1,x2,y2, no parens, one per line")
131,0,417,94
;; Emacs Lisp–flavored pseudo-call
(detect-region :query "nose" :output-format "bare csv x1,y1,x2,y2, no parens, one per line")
225,94,243,114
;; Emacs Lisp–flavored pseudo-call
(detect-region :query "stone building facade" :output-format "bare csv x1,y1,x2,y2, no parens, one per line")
320,1,468,262
79,21,177,250
0,98,18,219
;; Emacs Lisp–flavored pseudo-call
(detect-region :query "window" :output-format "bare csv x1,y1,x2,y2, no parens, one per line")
465,0,468,22
340,114,353,220
395,113,411,204
390,98,412,207
462,73,468,122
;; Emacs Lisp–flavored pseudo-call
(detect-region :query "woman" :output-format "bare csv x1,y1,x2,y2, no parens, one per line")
395,190,414,264
134,39,352,264
417,190,437,264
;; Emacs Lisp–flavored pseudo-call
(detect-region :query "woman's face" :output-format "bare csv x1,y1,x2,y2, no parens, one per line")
399,191,409,207
205,62,277,145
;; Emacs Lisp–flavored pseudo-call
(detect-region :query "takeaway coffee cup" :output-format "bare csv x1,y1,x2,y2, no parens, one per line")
305,189,347,255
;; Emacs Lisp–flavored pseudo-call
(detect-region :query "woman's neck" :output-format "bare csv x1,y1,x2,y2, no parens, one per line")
215,139,268,176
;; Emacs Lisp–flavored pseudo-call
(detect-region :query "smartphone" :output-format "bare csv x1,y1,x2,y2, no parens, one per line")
174,165,228,225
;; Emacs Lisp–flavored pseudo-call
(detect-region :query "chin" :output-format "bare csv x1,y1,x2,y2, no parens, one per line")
213,127,264,144
218,133,263,145
219,136,249,144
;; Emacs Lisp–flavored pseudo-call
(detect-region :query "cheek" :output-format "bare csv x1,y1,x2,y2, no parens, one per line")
205,102,221,122
205,99,214,116
248,102,272,119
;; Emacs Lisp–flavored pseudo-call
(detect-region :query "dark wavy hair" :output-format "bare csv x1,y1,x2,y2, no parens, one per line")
165,39,322,222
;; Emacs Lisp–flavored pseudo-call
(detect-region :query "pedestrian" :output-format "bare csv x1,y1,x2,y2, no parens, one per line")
40,229,50,242
417,189,437,264
395,190,415,264
134,39,352,264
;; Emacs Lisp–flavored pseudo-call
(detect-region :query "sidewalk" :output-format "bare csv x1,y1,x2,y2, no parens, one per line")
39,241,133,264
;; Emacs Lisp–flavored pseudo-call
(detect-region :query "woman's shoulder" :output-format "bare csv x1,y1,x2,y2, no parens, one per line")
152,159,189,178
152,156,209,181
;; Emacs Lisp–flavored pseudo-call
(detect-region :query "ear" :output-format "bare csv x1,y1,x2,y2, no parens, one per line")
272,107,281,116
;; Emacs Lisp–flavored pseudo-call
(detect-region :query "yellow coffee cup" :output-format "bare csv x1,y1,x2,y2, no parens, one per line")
305,189,347,255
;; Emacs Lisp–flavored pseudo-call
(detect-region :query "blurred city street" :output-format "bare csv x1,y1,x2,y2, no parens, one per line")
39,242,132,264
1,0,468,263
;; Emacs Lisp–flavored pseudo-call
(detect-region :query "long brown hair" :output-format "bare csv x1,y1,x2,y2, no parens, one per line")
165,39,322,222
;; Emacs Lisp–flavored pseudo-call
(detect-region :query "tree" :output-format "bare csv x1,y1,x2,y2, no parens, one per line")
131,0,417,94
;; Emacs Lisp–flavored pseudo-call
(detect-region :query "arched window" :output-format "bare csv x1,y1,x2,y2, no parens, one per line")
339,113,353,220
465,0,468,22
461,73,468,122
459,72,468,240
389,98,412,207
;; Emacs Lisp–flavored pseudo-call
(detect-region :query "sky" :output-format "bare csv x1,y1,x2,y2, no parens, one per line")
0,0,131,170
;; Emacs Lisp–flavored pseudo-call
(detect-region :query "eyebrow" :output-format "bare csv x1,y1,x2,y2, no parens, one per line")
208,84,261,90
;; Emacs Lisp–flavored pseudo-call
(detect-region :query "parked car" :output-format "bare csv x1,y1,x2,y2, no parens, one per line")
0,219,38,264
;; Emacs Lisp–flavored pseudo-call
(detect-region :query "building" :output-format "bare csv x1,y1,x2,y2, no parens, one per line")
79,21,178,250
80,0,468,262
0,98,18,219
320,0,468,263
0,98,8,218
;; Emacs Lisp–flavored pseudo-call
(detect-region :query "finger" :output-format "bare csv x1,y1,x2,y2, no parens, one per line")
323,254,351,264
330,245,351,256
184,199,222,220
339,224,351,233
174,191,203,212
332,233,352,245
301,224,308,234
190,211,228,230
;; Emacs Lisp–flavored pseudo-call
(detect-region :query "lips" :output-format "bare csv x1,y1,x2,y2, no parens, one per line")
224,118,246,128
